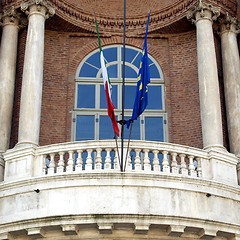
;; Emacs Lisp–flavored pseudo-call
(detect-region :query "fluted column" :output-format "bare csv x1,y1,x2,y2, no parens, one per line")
219,14,240,156
17,0,54,147
187,1,223,150
0,7,23,181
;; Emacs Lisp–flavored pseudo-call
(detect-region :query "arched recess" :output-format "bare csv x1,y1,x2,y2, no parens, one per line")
72,44,168,142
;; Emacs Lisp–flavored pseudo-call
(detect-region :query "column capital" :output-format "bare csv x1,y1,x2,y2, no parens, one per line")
0,6,27,28
187,0,220,24
21,0,55,19
0,6,19,26
219,13,240,34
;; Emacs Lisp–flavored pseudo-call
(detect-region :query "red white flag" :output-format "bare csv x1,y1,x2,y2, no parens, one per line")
100,51,119,137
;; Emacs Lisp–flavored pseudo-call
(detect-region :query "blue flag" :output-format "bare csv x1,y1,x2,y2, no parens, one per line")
127,13,150,128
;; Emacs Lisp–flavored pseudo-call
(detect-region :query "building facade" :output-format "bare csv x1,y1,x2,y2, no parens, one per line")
0,0,240,239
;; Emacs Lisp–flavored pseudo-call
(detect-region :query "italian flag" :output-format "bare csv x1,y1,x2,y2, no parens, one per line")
96,20,119,137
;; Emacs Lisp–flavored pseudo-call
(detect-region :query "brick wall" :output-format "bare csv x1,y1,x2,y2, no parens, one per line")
10,28,229,150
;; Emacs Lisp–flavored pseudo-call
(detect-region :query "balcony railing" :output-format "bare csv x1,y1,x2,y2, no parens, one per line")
3,140,239,185
38,140,205,177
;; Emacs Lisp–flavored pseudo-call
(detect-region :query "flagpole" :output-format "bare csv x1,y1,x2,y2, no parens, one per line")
120,0,127,172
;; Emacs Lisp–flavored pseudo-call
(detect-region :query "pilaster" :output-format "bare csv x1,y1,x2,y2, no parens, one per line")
187,0,223,150
219,14,240,156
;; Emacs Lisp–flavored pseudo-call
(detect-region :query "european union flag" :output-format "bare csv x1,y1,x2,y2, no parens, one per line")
127,13,150,127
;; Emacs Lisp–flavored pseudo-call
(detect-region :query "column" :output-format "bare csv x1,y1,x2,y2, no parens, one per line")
187,1,223,150
0,7,22,181
17,0,54,147
219,14,240,156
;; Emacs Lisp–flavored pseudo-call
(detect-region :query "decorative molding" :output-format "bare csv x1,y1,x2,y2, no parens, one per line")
187,0,220,24
47,0,197,34
21,0,55,19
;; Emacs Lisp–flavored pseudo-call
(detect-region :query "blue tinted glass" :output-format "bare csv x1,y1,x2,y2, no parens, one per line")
76,115,95,140
124,117,140,139
125,65,138,78
103,47,117,62
150,64,160,78
147,86,162,110
107,65,118,78
122,47,139,63
133,52,142,68
145,117,164,141
79,63,99,77
125,85,137,109
99,115,117,139
77,85,95,108
86,51,100,67
100,85,118,109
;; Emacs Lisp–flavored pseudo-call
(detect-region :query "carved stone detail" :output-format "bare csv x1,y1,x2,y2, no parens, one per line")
0,6,27,29
21,0,55,19
219,13,240,34
187,0,220,24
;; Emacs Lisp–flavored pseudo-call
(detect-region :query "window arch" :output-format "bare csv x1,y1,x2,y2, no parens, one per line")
72,44,168,141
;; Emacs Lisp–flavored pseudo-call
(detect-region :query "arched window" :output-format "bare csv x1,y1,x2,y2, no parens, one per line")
72,45,167,141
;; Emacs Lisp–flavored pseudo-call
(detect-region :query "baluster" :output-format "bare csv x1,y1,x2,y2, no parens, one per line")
85,149,93,171
56,152,64,173
113,148,120,170
143,149,151,171
180,154,188,176
66,151,74,172
152,150,160,172
134,149,141,171
48,153,55,175
75,150,83,172
125,149,132,171
104,148,112,170
42,154,48,175
171,152,178,174
188,155,197,177
162,151,170,173
196,157,202,178
95,148,102,170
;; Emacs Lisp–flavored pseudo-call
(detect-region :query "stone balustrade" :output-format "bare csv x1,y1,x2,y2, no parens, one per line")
2,140,239,185
37,140,206,178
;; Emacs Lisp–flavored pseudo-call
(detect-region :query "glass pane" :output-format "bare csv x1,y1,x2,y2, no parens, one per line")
125,85,137,109
77,84,95,108
124,117,140,140
145,117,164,141
122,47,142,68
147,85,163,110
125,65,138,78
103,47,117,63
107,65,118,78
122,48,138,62
99,115,117,139
150,64,160,78
79,63,99,77
100,85,118,109
76,115,95,140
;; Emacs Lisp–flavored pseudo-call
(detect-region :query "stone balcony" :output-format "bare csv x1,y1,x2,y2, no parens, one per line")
0,140,240,239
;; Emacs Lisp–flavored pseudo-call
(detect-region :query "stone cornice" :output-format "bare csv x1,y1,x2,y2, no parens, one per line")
0,0,238,34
